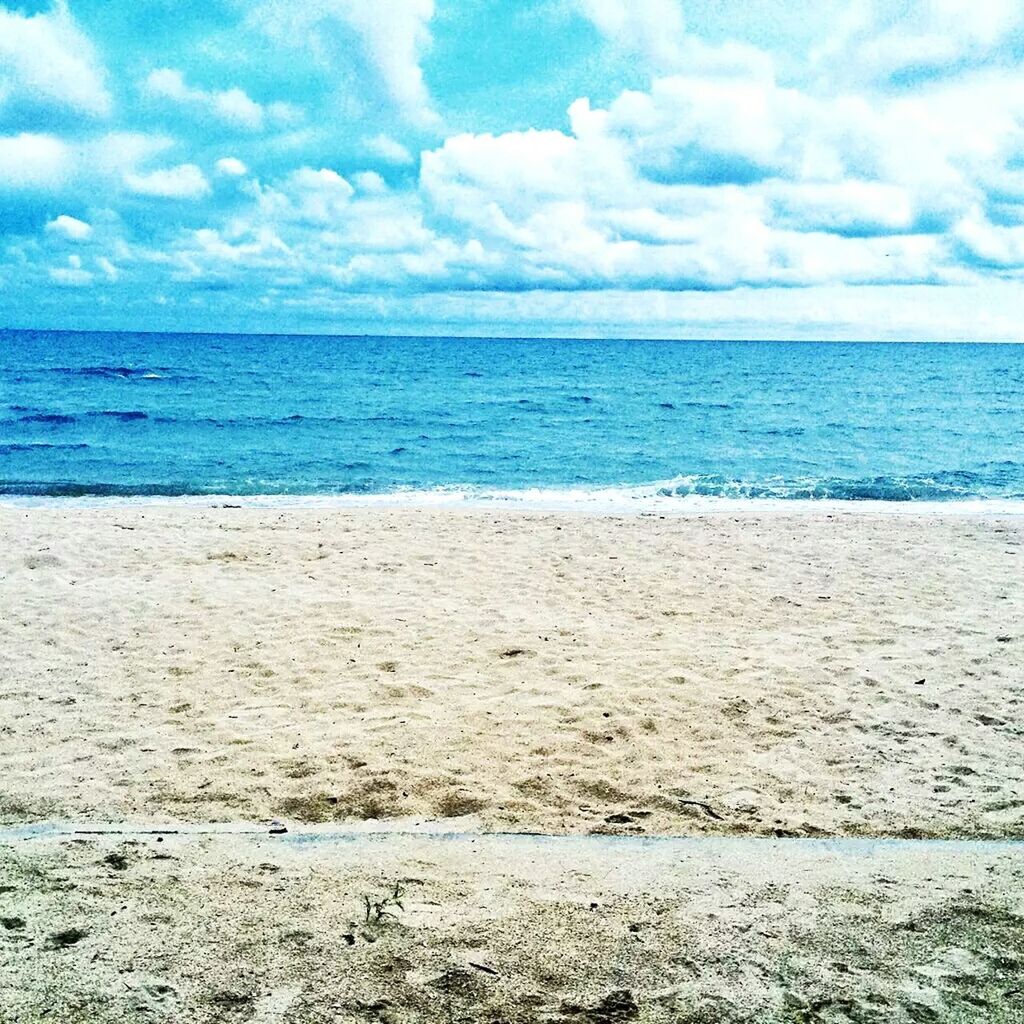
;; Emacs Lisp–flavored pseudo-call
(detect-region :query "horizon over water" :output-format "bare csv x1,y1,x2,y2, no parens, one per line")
2,329,1024,510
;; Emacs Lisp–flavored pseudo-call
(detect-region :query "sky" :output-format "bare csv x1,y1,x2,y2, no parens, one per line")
2,0,1024,340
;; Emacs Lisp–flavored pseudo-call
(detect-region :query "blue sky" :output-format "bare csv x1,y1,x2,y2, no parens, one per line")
2,0,1024,339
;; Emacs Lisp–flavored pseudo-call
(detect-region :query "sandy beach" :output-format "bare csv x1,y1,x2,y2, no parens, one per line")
6,0,1024,1014
1,507,1022,838
3,506,1024,1021
3,828,1023,1023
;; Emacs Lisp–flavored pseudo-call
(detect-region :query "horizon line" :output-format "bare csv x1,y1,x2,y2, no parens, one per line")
3,326,1022,345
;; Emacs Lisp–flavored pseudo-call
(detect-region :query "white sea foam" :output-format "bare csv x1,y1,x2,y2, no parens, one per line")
4,478,1024,515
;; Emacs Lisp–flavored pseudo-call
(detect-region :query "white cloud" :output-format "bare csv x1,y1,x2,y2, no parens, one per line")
767,180,920,235
8,1,1024,340
814,0,1024,88
270,166,356,224
0,0,111,119
124,163,211,199
288,167,352,193
250,0,438,127
0,132,71,189
266,100,303,125
352,170,387,194
0,130,177,195
216,157,249,176
338,0,437,127
230,165,361,241
954,211,1024,268
84,132,175,180
143,68,296,131
49,254,93,286
415,47,1024,291
45,213,92,240
332,281,1024,342
576,0,687,70
364,133,414,165
211,87,264,130
97,256,119,281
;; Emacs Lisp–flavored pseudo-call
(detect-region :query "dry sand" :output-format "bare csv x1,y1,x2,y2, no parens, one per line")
3,506,1024,1022
1,506,1023,838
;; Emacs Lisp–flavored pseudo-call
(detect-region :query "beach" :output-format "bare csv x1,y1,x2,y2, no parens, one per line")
3,505,1024,1021
4,829,1023,1022
2,506,1022,838
5,0,1024,1013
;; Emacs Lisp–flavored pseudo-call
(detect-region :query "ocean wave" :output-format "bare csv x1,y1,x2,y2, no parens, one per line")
389,474,1024,510
0,443,90,454
86,410,149,421
2,472,1023,508
653,473,999,502
0,480,208,497
6,410,150,426
48,366,168,380
18,413,76,425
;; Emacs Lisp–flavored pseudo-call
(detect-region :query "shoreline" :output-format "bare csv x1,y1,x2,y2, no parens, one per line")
4,491,1024,515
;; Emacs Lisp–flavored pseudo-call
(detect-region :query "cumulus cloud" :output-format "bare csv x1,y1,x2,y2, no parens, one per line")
85,132,176,180
49,253,93,286
364,133,414,164
0,130,177,197
414,43,1024,291
124,163,211,199
576,0,688,70
813,0,1024,88
352,170,387,194
241,166,356,228
153,161,446,294
249,0,438,127
46,213,92,240
216,157,248,176
0,132,71,189
5,0,1024,336
143,68,298,131
954,211,1024,268
0,0,111,122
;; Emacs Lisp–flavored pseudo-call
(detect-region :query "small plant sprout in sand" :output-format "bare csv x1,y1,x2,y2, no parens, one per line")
363,881,406,925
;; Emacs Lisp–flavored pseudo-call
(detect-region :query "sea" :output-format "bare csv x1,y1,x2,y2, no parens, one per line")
2,329,1023,511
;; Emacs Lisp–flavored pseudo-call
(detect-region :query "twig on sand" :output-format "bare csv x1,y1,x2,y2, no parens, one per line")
677,799,724,821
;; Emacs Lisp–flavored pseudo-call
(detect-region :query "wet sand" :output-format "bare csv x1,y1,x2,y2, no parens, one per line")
2,828,1023,1022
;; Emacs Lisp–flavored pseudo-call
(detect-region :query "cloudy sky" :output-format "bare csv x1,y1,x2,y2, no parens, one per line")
2,0,1024,339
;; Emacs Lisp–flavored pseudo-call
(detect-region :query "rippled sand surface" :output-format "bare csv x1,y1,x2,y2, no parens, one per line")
2,507,1022,838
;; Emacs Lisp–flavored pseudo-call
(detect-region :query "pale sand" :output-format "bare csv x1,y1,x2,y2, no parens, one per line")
2,830,1023,1022
1,507,1022,838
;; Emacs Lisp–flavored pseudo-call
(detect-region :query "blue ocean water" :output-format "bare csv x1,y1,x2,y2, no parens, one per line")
2,329,1023,504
